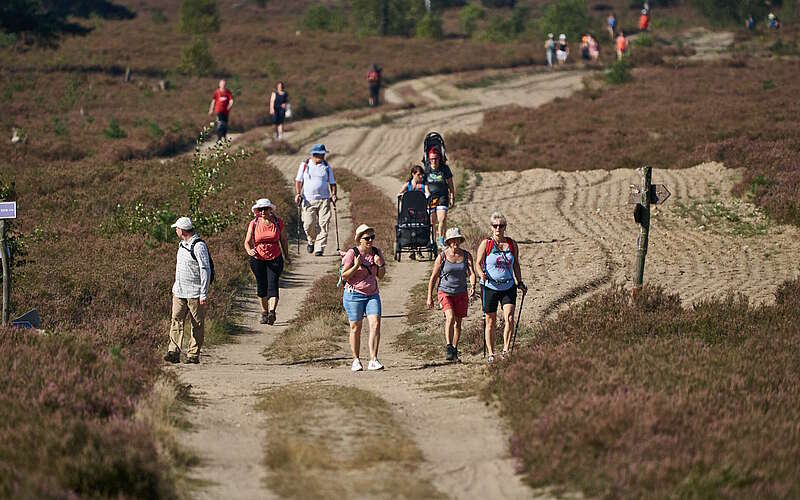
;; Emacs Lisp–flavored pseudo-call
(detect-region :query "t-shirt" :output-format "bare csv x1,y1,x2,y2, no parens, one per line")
213,89,233,116
251,217,283,261
616,36,628,52
425,164,453,199
341,248,379,295
295,160,335,201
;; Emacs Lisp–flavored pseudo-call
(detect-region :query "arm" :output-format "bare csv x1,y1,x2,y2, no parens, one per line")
269,92,275,115
374,250,386,279
328,167,337,204
465,251,477,297
398,183,409,197
208,98,215,115
279,222,291,264
424,184,430,198
475,240,487,284
294,180,303,205
447,177,456,207
244,221,256,256
227,95,234,111
513,244,526,293
341,253,362,280
196,242,212,303
427,255,443,308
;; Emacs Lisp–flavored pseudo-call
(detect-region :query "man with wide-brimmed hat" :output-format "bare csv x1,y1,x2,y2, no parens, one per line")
295,143,337,256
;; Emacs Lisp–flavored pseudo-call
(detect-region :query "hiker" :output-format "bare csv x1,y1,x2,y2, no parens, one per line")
367,63,382,107
208,79,233,141
476,212,527,363
616,31,629,60
425,147,455,249
639,9,650,32
556,34,570,65
269,81,289,140
745,15,755,31
244,198,290,325
294,144,337,257
768,13,781,30
427,227,476,362
341,224,386,371
607,12,617,40
164,217,211,365
580,33,590,60
544,33,556,68
398,164,430,199
589,34,600,63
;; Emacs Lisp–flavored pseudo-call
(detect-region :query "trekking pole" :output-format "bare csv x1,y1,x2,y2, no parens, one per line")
510,290,526,354
481,282,486,358
296,201,301,255
333,201,340,252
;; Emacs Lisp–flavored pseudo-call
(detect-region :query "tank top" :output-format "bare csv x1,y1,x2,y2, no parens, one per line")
407,180,425,192
273,91,288,115
484,241,515,291
251,217,283,261
439,252,468,295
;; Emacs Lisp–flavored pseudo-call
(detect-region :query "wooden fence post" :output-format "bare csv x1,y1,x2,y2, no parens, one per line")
632,166,652,295
1,219,9,326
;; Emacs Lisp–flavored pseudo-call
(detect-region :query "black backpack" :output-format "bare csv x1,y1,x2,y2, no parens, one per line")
337,246,381,288
184,239,215,284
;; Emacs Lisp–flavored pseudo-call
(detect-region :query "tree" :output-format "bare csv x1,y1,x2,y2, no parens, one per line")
350,0,425,36
179,0,220,35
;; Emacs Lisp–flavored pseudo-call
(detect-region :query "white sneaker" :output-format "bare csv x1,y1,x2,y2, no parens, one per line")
351,358,363,372
367,358,384,371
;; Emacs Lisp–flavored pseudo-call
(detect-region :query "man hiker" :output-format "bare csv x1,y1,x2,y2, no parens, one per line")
295,144,338,256
208,79,234,141
367,63,382,107
165,216,211,364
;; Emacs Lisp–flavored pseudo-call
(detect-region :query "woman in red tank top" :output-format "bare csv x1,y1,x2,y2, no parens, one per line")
244,198,291,325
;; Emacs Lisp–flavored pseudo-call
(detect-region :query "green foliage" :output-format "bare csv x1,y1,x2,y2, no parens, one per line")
415,13,444,39
691,0,768,24
0,179,26,273
633,33,654,47
179,0,220,34
481,7,529,42
605,58,633,84
103,117,127,139
178,37,216,76
303,5,348,32
106,203,179,241
0,31,17,48
533,0,590,41
150,8,167,24
459,4,485,36
51,117,68,136
481,0,515,6
350,0,425,37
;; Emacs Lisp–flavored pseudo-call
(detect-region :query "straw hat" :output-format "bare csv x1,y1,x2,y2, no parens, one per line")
444,227,465,245
354,223,374,242
251,198,275,215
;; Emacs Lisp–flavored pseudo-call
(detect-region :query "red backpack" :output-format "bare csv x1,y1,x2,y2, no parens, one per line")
485,237,517,260
367,70,380,83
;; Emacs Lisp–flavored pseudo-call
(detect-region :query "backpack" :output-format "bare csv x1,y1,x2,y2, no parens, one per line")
485,237,517,262
301,158,331,180
337,246,382,288
183,239,215,284
367,70,380,83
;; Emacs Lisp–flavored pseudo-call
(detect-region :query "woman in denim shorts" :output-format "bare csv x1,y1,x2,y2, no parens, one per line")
341,224,386,372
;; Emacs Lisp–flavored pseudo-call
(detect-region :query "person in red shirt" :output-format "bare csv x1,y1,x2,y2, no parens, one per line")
208,79,234,140
616,31,629,60
639,10,650,32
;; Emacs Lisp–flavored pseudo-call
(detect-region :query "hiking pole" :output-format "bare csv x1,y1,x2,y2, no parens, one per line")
510,289,526,354
333,201,340,252
481,282,486,358
296,201,301,255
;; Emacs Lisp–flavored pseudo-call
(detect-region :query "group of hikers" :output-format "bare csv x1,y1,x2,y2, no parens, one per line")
164,136,527,369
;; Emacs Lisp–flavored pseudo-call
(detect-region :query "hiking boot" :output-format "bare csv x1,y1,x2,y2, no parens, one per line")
501,350,509,359
307,243,314,254
487,354,496,364
184,355,200,364
314,250,324,257
453,346,460,362
260,312,269,324
267,310,276,325
351,358,363,372
409,252,416,260
367,358,384,371
445,344,455,361
163,351,180,364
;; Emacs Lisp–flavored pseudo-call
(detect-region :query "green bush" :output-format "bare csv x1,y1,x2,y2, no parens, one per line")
150,8,167,24
481,6,529,42
533,0,590,41
103,117,127,139
605,58,633,84
179,0,220,34
415,13,444,39
178,37,216,76
350,0,424,36
459,4,485,36
633,33,654,47
303,5,347,32
481,0,515,7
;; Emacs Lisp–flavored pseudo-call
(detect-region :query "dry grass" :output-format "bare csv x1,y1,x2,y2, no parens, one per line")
256,382,442,499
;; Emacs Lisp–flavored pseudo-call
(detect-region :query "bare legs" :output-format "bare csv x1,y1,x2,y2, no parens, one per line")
349,315,381,361
483,303,515,355
443,308,463,348
430,209,447,243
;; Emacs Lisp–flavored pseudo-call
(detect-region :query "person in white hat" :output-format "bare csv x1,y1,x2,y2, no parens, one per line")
427,227,476,362
295,143,337,256
244,198,291,325
340,224,386,371
165,216,211,364
556,34,569,65
544,33,556,68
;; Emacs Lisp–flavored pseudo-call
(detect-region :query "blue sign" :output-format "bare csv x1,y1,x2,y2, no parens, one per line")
0,202,15,219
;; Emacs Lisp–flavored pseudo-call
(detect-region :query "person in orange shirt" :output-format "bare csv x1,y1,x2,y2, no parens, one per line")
639,10,650,31
616,31,629,60
244,198,290,325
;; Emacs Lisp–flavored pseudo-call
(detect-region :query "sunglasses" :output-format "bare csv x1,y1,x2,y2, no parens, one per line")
361,235,376,241
492,224,507,228
258,207,272,212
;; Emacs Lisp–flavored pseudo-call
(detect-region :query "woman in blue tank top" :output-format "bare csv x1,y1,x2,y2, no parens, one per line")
476,212,527,363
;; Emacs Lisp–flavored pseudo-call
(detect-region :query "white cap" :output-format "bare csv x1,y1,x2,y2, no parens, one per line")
251,198,275,215
354,223,374,242
559,33,566,40
171,216,193,231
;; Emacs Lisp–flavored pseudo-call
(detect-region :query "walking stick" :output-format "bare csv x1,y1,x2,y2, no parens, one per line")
481,282,486,358
510,289,526,354
333,201,340,252
296,201,301,255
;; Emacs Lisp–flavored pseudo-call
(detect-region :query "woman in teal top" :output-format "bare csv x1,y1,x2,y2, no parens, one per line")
476,212,527,363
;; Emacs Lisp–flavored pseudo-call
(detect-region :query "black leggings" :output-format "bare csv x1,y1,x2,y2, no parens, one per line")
250,256,283,299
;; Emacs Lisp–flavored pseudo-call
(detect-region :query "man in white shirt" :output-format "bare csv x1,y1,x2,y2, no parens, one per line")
295,144,338,256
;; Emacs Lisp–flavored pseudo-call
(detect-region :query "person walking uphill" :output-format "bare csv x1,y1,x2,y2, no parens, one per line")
295,144,337,256
427,228,476,362
208,79,234,141
341,224,386,372
164,217,211,365
425,147,455,250
476,212,527,363
244,198,291,325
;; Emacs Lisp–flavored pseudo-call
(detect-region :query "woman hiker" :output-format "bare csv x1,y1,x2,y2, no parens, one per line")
427,227,476,362
244,198,290,325
475,212,527,363
341,224,386,371
269,81,289,140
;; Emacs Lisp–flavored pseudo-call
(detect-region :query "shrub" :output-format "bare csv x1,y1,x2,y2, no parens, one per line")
350,0,424,36
459,4,485,36
691,0,766,24
481,0,515,7
605,58,633,84
482,7,529,42
179,0,220,34
150,8,167,24
415,13,444,39
303,5,348,32
533,0,590,41
178,37,216,76
632,33,653,47
103,117,127,139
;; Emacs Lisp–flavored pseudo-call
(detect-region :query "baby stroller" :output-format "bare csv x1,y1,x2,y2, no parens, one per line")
423,131,447,168
394,190,436,261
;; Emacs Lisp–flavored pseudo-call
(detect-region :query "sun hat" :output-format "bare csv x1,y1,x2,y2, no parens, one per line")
444,227,465,245
354,223,374,242
251,198,275,215
170,216,193,231
559,33,566,40
548,33,554,38
310,143,329,156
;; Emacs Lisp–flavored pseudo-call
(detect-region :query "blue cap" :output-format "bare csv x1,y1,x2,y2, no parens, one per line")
310,143,328,156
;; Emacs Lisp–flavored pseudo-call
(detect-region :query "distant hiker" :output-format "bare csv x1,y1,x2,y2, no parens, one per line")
544,33,556,68
607,12,617,40
294,144,337,257
589,34,600,63
476,212,527,363
165,217,211,365
745,15,755,31
427,227,476,362
425,147,455,250
639,9,650,32
367,63,382,107
208,79,233,141
341,224,386,371
269,81,289,140
768,12,781,30
580,33,590,60
398,164,430,199
616,31,629,60
556,34,570,65
244,198,290,325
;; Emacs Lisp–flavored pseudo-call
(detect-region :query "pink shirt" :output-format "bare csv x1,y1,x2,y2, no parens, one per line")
341,248,380,295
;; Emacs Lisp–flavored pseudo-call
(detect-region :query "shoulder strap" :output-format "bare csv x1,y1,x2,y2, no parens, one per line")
187,239,206,261
485,238,493,255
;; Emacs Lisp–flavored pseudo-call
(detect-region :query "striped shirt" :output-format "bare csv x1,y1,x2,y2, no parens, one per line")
172,234,211,300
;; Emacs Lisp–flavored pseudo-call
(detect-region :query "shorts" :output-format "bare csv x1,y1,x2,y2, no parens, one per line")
369,83,380,98
482,285,517,314
250,256,283,299
343,290,382,322
438,290,469,318
273,110,285,125
556,50,568,62
428,195,449,214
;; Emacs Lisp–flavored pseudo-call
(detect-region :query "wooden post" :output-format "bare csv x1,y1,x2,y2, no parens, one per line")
632,166,651,294
0,220,9,326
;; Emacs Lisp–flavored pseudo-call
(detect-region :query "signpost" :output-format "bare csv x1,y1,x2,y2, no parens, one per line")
628,167,670,296
0,201,16,326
